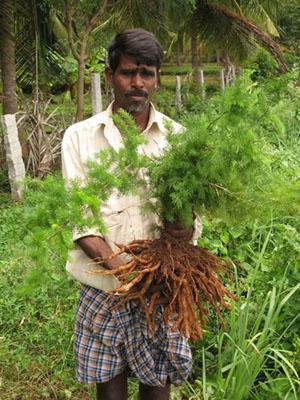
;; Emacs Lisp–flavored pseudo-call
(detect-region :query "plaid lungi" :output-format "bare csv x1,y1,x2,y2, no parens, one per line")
74,285,192,386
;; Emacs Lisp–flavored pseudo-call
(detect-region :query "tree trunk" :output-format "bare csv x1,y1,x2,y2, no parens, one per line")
191,31,201,89
216,49,221,65
76,57,85,122
176,43,181,66
198,45,202,66
65,0,108,122
0,0,18,114
191,31,199,68
176,31,183,66
223,53,233,86
295,69,300,87
183,47,189,63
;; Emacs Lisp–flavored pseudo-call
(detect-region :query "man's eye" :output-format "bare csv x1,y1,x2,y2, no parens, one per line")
122,70,133,77
141,70,155,78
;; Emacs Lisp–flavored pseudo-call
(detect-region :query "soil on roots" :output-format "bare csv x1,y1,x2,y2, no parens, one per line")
95,230,237,342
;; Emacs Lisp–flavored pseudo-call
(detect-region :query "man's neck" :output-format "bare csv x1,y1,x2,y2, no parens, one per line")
112,103,151,132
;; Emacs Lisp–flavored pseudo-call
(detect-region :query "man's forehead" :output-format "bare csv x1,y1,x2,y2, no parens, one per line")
117,54,157,70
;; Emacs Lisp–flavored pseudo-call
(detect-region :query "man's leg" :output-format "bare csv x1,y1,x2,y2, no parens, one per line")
96,372,128,400
139,382,170,400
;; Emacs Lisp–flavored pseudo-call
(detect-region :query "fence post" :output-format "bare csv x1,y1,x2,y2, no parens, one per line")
199,69,205,99
220,68,225,92
1,114,25,201
175,75,182,113
91,72,102,115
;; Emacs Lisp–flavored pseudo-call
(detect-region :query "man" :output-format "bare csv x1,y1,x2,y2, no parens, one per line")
62,29,200,400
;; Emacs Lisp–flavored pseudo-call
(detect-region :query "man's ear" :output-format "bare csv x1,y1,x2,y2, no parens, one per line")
105,67,113,85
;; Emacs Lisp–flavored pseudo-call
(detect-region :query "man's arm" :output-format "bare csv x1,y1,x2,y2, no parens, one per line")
75,235,124,270
61,126,106,244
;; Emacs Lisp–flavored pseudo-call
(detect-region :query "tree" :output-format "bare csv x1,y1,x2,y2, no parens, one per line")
65,0,174,121
163,0,287,87
0,0,18,114
65,0,108,122
14,0,67,95
193,0,288,72
277,0,300,53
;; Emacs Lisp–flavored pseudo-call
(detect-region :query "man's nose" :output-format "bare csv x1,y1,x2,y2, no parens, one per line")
131,72,144,88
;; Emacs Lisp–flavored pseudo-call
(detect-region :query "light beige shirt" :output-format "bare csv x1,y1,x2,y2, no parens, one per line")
62,103,202,291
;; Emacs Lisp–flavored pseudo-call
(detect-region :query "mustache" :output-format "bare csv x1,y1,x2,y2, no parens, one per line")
125,89,148,98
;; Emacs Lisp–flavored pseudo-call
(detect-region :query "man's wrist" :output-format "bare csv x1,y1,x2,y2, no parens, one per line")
92,257,112,270
102,261,113,270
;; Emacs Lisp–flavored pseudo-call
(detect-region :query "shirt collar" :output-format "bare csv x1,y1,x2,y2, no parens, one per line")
143,103,165,134
91,102,164,152
88,104,112,128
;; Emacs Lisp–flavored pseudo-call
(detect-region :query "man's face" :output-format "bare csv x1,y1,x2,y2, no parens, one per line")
105,54,158,114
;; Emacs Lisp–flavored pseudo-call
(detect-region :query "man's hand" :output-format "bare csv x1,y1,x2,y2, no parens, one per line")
75,235,124,270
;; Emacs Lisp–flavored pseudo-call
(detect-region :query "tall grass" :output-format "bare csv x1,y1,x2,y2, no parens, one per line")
182,227,299,400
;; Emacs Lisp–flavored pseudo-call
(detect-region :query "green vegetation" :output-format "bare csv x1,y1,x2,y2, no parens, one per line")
161,63,220,76
0,202,94,399
149,75,300,227
0,72,299,399
1,1,300,396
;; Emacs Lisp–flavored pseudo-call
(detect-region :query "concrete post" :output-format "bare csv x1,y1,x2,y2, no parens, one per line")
199,69,205,99
175,75,182,113
91,72,102,115
1,114,25,201
220,68,225,92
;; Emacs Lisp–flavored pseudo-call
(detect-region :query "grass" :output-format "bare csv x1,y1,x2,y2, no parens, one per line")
160,74,219,91
161,63,221,76
0,200,196,399
1,198,299,399
1,69,299,399
212,266,300,400
0,202,91,399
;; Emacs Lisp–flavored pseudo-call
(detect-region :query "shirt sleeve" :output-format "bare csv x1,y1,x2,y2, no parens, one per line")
61,128,86,184
61,128,102,241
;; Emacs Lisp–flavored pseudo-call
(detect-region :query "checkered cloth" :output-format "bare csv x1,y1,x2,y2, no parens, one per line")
74,285,192,386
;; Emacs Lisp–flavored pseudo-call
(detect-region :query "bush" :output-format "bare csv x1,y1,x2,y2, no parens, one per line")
1,73,299,399
246,48,279,81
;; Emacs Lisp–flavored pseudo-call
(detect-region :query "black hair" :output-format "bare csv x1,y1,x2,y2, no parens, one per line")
107,28,163,72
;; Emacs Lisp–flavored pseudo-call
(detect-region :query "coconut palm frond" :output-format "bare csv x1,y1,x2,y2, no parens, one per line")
20,96,66,177
96,0,175,47
13,0,69,89
194,0,287,71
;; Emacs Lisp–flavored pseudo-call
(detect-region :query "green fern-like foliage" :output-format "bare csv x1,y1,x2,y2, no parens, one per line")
148,76,299,227
21,110,148,290
20,76,299,292
86,109,149,200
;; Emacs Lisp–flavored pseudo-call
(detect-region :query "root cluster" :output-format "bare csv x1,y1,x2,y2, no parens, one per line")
95,230,237,342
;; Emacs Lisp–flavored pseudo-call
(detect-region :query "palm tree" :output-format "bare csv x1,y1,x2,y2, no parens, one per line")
161,0,287,90
1,0,289,121
0,0,18,114
192,0,287,72
0,0,70,103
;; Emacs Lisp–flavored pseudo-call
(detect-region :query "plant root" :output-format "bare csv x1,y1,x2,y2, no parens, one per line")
93,230,237,342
